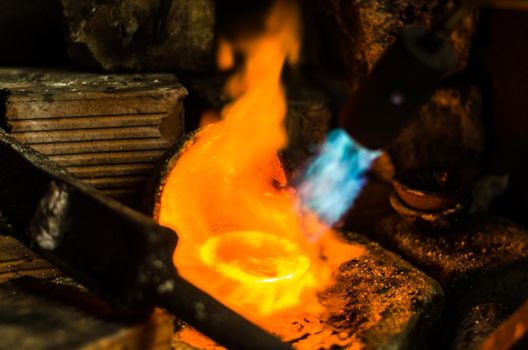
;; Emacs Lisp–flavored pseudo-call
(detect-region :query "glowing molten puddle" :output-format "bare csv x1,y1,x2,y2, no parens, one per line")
201,231,310,284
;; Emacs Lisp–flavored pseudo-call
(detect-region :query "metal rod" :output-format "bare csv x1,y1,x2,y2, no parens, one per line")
157,276,292,350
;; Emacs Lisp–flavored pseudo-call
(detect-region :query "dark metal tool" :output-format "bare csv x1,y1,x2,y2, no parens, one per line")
0,129,291,350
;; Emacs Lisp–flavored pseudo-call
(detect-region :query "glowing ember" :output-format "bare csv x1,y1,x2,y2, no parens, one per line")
156,0,365,333
200,231,310,284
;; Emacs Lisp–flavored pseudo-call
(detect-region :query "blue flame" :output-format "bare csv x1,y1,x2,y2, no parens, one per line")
295,129,381,226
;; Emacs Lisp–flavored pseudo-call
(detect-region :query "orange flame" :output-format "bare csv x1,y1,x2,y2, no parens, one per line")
157,0,364,332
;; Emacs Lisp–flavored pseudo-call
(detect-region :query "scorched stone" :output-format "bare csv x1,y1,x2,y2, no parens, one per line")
0,68,187,207
375,215,528,307
61,0,215,72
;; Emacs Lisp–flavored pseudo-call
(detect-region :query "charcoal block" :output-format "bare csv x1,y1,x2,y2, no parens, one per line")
479,299,528,350
375,215,528,307
310,232,444,350
451,303,510,350
374,215,528,349
61,0,215,72
0,68,187,207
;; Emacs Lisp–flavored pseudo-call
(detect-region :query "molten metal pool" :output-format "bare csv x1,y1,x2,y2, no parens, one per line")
200,231,310,285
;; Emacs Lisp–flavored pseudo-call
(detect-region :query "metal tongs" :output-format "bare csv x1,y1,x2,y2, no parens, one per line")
0,129,291,350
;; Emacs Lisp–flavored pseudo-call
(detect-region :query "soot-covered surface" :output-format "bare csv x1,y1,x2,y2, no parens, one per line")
375,215,528,295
